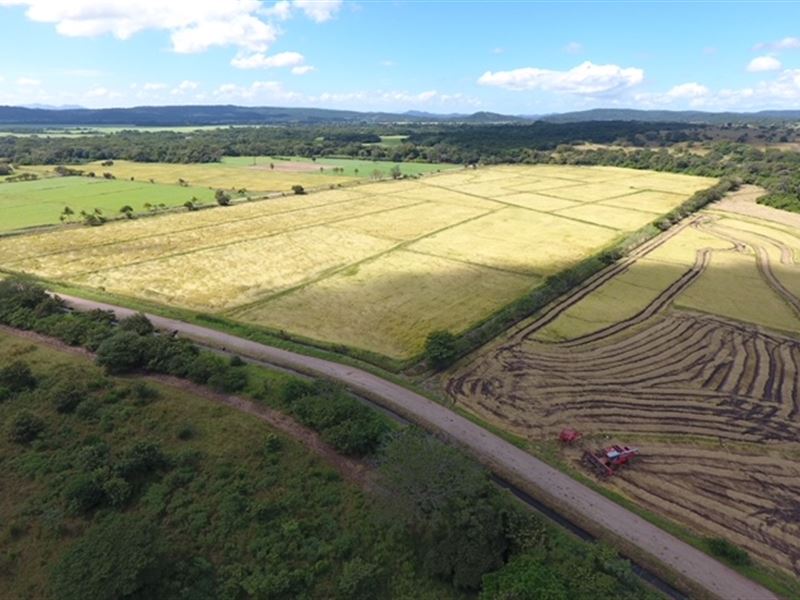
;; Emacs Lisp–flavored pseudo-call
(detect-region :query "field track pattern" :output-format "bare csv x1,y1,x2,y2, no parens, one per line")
447,214,800,574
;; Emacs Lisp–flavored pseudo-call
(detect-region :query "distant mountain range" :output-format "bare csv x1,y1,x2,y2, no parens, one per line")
1,104,799,127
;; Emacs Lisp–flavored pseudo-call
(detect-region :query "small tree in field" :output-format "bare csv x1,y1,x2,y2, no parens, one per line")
291,185,305,195
390,165,402,179
119,205,134,219
214,189,231,206
424,330,458,370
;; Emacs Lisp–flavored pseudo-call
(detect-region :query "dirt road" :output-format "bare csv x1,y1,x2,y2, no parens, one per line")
57,293,778,600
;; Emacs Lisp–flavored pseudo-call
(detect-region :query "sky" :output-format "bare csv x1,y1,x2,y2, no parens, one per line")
1,0,800,114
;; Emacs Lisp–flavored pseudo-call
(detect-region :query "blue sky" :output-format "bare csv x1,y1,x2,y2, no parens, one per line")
1,1,799,113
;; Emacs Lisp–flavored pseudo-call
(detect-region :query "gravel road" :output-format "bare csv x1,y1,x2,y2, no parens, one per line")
58,293,778,600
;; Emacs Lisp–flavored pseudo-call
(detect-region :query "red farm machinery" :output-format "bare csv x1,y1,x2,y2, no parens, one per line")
558,428,639,477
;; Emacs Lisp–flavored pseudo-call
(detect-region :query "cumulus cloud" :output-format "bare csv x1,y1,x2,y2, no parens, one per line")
292,0,342,23
142,82,167,91
16,77,41,86
231,51,305,69
635,82,711,107
291,65,316,75
478,61,644,95
754,36,800,51
747,55,782,72
0,0,340,56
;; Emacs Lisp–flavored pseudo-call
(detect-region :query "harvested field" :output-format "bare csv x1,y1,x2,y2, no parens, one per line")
446,194,800,574
0,165,713,358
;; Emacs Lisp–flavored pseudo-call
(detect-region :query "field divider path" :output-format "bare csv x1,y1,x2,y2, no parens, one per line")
54,292,778,600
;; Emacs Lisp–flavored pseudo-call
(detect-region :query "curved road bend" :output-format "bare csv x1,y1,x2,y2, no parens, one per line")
60,294,777,600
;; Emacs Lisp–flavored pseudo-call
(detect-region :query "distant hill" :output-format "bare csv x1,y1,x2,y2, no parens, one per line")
3,104,799,128
538,108,800,125
0,104,527,127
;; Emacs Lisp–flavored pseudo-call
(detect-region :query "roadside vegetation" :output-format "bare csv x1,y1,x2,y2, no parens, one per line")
0,277,656,599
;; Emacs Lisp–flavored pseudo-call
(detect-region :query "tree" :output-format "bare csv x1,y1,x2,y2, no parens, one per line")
119,205,134,219
390,165,402,179
118,312,154,336
291,184,305,195
379,430,508,589
424,330,458,370
215,189,231,206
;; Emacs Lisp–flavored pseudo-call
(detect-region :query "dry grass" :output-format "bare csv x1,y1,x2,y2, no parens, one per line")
0,165,714,358
236,250,535,357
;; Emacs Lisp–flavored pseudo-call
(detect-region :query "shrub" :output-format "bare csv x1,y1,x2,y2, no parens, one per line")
49,514,162,600
8,411,45,443
280,378,316,404
291,184,305,195
49,379,87,414
706,537,751,566
64,473,105,514
424,330,458,370
214,189,231,206
95,331,148,374
118,313,154,336
208,367,247,394
0,360,36,393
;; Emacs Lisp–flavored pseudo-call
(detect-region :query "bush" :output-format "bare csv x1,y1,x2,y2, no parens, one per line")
0,360,36,393
49,378,88,414
95,331,148,374
706,537,751,566
116,441,168,479
8,411,45,443
118,313,154,336
291,184,305,195
64,473,105,514
214,189,231,206
424,330,458,370
49,514,162,600
280,378,316,404
207,367,247,393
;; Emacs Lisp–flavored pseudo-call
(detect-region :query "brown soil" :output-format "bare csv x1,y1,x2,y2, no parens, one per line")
446,209,800,575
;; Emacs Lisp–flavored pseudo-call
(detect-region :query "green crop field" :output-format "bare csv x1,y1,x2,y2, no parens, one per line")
0,165,715,359
0,177,216,232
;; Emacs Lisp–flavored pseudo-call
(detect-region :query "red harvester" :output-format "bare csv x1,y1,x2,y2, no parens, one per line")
559,428,583,444
582,444,639,477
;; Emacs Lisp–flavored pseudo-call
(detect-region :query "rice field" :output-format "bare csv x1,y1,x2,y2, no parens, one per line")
0,177,216,232
0,165,714,358
446,191,800,574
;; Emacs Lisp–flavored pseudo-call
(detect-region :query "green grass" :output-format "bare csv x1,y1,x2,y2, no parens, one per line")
0,329,458,599
220,155,458,177
0,177,216,232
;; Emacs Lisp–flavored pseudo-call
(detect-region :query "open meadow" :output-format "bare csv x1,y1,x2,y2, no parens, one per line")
0,176,216,232
446,187,800,576
0,165,715,359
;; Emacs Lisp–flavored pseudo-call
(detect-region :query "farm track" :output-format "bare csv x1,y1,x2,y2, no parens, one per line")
51,293,775,600
447,211,800,576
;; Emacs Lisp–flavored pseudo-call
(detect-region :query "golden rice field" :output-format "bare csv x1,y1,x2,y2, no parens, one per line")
446,187,800,574
0,165,715,358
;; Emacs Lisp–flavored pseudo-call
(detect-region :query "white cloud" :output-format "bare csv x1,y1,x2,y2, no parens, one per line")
747,55,782,72
564,41,583,55
231,51,305,69
665,82,710,99
0,0,340,56
263,0,292,20
62,68,103,77
478,61,644,95
178,80,198,91
292,0,342,23
142,82,167,90
85,86,119,98
16,77,41,86
754,36,800,51
291,65,316,75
